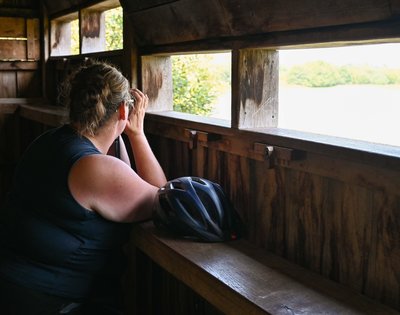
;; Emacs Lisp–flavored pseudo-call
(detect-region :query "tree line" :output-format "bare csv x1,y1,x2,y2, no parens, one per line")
281,61,400,87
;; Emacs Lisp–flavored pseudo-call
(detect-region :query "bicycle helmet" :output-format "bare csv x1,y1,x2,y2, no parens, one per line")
153,176,242,242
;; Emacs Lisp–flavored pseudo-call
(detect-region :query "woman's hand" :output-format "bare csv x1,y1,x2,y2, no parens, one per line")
124,88,149,137
122,88,167,188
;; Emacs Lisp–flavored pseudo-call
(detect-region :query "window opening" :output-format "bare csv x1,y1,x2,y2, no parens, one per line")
50,13,79,56
81,3,123,54
50,0,123,56
279,43,400,147
171,52,231,120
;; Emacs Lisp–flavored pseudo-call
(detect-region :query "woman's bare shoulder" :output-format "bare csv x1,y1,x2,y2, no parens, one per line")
68,154,158,222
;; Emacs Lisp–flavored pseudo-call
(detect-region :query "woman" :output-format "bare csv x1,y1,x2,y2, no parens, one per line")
0,61,167,314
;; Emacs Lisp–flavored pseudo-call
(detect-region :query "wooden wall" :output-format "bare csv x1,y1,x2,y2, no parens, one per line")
0,16,41,98
0,11,42,207
122,0,400,46
2,0,400,312
143,117,400,310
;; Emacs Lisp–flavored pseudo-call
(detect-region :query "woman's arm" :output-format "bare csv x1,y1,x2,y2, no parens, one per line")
124,89,167,188
68,88,167,223
69,154,158,222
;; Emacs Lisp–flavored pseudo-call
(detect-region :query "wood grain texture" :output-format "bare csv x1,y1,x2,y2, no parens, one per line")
237,49,278,129
130,222,400,315
26,18,40,60
17,71,41,97
141,55,173,112
0,17,25,37
144,118,400,310
0,40,27,60
123,0,394,46
18,103,68,127
0,72,17,97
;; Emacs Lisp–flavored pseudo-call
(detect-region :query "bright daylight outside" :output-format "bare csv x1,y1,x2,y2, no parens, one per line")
279,43,400,147
172,44,400,148
171,52,231,120
70,6,123,55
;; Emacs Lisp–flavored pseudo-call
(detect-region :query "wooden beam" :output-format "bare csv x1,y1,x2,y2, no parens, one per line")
0,8,39,18
26,18,40,60
0,17,25,37
18,104,68,127
81,10,105,54
0,104,18,114
0,40,27,60
235,49,279,129
0,61,39,71
141,55,173,111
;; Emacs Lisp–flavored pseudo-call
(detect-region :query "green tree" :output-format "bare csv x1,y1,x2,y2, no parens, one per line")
70,19,79,55
105,7,123,50
287,61,341,87
172,54,227,116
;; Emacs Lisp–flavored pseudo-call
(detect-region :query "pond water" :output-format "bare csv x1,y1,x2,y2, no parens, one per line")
210,84,400,147
279,85,400,147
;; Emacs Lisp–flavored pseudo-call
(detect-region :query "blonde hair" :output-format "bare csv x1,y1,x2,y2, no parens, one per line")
63,60,130,137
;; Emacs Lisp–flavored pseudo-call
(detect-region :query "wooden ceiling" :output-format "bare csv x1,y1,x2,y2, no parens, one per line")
8,0,400,47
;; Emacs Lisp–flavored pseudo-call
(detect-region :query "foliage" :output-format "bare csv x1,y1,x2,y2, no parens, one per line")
172,54,230,116
283,61,400,87
70,19,79,55
105,7,123,50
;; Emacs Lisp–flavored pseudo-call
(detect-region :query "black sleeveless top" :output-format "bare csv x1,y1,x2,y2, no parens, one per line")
0,125,130,299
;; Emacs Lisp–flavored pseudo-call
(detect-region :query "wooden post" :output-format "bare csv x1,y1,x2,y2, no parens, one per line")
122,9,138,88
50,20,72,56
81,10,105,54
26,18,40,60
141,55,173,112
234,49,279,129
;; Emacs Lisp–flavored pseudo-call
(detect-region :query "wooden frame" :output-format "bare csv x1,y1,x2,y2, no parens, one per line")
49,0,122,57
50,12,79,56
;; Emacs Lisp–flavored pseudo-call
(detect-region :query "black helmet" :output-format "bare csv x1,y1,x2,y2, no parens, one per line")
153,176,242,242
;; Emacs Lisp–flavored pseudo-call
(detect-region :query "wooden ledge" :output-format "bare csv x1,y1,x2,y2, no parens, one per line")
131,222,399,315
19,104,68,127
0,98,68,127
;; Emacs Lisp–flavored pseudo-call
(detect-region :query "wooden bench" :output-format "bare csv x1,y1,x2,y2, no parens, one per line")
130,222,399,315
0,98,68,127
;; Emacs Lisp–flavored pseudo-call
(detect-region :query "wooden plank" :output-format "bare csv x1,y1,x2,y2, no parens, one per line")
18,104,68,127
131,222,400,315
85,0,120,11
365,190,400,308
0,8,38,18
0,104,18,114
125,0,393,46
81,10,105,54
0,61,39,71
26,18,40,60
121,0,178,12
389,0,400,14
145,111,400,170
0,40,27,60
142,55,173,112
50,20,72,56
222,0,392,35
236,49,278,129
139,19,400,56
17,71,41,97
0,72,17,97
0,17,25,37
125,0,232,46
